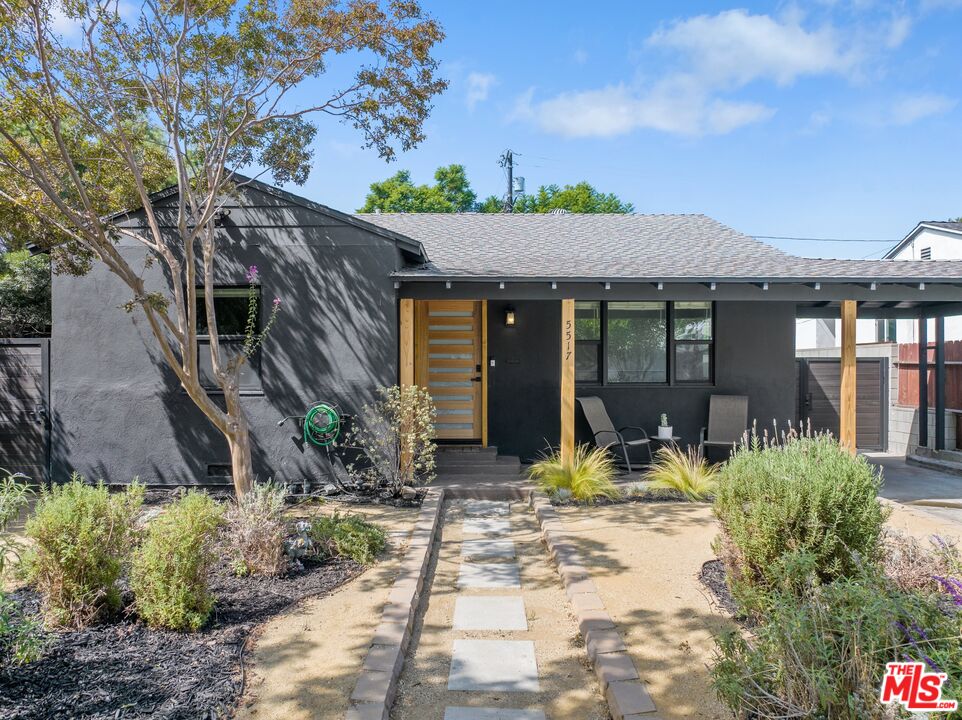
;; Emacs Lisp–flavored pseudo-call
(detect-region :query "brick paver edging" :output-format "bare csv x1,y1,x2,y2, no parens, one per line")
529,491,664,720
346,488,445,720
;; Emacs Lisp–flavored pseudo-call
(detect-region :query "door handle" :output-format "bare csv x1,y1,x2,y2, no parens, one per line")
471,376,481,383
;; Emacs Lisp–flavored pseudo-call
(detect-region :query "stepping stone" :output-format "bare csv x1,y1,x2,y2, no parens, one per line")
448,639,539,692
463,516,511,536
458,561,521,589
464,500,511,517
461,538,516,559
453,596,527,631
444,708,547,720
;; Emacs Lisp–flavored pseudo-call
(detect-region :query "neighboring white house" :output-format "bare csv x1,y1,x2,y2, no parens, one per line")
796,221,962,350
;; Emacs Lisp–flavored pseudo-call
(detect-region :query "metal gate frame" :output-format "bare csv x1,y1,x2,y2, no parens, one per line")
0,338,51,484
796,356,888,452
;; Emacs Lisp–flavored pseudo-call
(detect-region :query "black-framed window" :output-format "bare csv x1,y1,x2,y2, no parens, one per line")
195,286,262,391
575,301,714,386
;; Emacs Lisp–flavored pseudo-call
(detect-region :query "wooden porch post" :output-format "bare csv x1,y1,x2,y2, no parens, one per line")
561,299,575,464
839,300,857,454
399,298,415,388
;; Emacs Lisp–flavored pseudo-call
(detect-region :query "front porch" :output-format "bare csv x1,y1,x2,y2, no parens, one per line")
398,282,962,473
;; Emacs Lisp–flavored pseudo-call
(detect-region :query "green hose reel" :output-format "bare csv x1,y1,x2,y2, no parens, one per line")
303,402,341,447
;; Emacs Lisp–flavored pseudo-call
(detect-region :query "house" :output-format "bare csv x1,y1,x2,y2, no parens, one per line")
25,179,962,485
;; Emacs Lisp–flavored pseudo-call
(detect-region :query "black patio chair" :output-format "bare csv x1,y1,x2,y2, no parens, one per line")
699,394,749,461
576,396,653,472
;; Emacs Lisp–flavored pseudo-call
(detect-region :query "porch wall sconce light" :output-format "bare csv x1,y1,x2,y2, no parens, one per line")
504,307,517,327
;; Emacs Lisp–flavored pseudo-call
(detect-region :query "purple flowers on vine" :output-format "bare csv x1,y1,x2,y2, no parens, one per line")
246,265,258,283
273,297,281,307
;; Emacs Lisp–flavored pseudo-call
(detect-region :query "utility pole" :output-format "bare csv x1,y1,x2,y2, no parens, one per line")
499,149,514,213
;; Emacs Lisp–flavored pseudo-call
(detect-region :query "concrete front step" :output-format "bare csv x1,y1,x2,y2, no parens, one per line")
435,463,522,476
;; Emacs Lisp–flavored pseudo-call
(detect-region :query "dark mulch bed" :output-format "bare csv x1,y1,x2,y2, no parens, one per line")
0,557,363,720
699,559,757,628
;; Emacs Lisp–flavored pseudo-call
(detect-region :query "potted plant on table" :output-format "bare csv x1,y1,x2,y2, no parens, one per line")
657,413,673,439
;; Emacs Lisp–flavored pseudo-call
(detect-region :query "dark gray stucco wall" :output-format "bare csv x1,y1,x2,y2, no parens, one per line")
50,186,403,485
485,300,797,462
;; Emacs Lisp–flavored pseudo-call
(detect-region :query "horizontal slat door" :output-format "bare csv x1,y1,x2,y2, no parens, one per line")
416,301,481,440
0,341,48,482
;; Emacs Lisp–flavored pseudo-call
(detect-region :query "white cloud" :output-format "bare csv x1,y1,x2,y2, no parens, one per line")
889,93,956,125
515,82,774,138
465,72,496,110
885,15,912,48
647,9,858,87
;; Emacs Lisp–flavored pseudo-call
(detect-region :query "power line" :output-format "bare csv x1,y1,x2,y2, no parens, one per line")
752,235,898,244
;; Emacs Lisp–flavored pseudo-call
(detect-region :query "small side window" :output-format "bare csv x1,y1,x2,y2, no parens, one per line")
195,287,262,391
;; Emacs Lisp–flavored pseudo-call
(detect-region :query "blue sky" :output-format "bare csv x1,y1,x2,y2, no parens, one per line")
292,1,962,259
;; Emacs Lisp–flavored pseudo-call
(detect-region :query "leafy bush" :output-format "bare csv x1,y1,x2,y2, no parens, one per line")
714,434,889,610
24,475,143,628
646,446,718,501
528,444,620,503
712,562,962,720
223,482,288,577
343,385,437,495
308,512,386,564
0,468,44,665
131,491,223,632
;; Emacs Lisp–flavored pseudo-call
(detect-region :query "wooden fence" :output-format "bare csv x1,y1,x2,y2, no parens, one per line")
897,340,962,410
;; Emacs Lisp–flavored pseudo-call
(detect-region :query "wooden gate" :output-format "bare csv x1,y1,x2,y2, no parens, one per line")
0,339,49,482
797,357,887,451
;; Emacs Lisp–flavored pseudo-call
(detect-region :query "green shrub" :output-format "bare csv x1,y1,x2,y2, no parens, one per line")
131,490,223,632
712,562,962,720
0,468,44,665
24,475,143,628
646,446,718,501
527,444,620,503
223,482,288,577
308,512,386,564
714,434,889,610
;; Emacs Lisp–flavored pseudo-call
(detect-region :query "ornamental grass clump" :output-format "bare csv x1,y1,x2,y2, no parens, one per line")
528,444,620,503
646,446,718,501
308,512,386,565
131,490,223,632
223,481,288,577
713,433,889,611
24,475,143,628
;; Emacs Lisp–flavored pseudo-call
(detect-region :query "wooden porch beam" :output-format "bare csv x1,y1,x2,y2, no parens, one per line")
839,299,857,454
561,299,575,464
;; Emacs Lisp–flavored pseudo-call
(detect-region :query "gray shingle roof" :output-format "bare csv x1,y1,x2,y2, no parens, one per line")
922,221,962,232
356,212,962,282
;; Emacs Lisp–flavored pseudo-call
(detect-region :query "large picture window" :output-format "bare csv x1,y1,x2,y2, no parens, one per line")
575,301,713,385
196,287,262,391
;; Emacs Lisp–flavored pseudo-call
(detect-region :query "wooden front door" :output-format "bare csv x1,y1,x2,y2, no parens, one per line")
415,300,483,441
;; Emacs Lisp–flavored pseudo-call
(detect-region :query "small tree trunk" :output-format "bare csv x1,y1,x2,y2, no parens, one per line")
223,381,254,497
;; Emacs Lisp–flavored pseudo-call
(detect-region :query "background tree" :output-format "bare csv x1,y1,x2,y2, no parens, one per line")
362,165,633,214
0,0,445,496
0,249,49,337
358,163,475,212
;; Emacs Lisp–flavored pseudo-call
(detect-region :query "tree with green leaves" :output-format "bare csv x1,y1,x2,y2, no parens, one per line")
362,165,633,214
481,181,634,214
359,163,476,212
0,249,49,337
0,0,446,496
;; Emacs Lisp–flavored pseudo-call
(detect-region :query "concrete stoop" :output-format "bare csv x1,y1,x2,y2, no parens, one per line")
907,446,962,478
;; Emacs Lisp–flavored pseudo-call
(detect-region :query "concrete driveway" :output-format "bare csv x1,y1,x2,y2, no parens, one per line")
865,452,962,526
